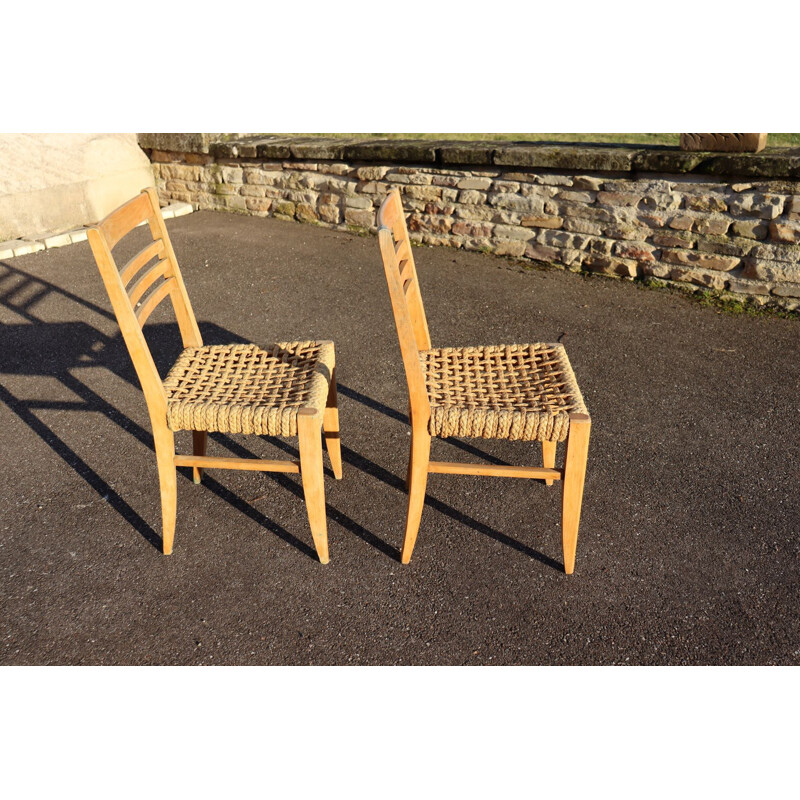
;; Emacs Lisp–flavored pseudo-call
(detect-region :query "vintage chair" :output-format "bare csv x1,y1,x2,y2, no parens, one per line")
87,188,341,562
377,188,591,573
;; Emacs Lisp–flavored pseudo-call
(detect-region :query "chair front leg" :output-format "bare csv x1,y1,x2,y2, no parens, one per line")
322,369,343,480
401,422,431,564
562,413,591,575
154,424,177,555
192,430,207,484
298,409,330,564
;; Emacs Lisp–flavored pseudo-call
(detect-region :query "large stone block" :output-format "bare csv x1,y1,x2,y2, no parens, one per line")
695,217,731,236
345,208,376,228
520,214,563,229
769,220,800,243
342,140,437,164
651,231,696,249
457,177,493,190
614,241,656,261
493,144,635,172
661,250,740,271
138,133,220,153
684,194,728,212
525,242,560,262
582,255,638,277
452,221,493,237
667,266,727,290
742,257,800,282
492,224,534,241
726,276,772,295
494,239,527,257
679,133,767,153
488,192,532,211
0,133,155,240
597,191,642,207
728,193,785,220
563,217,603,235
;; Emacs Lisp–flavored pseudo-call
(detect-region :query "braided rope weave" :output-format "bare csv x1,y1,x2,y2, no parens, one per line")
421,343,587,442
163,341,334,436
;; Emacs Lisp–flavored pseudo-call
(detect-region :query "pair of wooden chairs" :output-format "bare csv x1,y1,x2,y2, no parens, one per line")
88,188,590,573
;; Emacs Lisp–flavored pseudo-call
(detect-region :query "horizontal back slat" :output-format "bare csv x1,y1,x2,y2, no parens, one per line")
395,238,411,262
128,259,171,307
135,278,175,325
121,239,165,285
99,192,153,250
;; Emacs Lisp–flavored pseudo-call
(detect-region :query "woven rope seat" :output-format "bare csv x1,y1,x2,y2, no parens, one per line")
420,343,587,442
163,341,335,436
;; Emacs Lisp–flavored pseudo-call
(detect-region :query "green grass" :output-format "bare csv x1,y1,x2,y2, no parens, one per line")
637,277,797,318
267,133,800,147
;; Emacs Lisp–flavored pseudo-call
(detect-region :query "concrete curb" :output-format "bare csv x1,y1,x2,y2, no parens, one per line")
0,201,194,260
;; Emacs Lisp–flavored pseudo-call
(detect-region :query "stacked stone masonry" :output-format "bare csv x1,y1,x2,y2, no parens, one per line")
139,135,800,310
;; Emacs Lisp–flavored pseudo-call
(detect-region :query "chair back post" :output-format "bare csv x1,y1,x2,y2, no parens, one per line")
87,189,203,428
87,224,168,425
377,189,431,426
142,187,202,349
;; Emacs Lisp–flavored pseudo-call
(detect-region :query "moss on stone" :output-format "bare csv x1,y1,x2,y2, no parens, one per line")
345,224,371,237
637,276,798,318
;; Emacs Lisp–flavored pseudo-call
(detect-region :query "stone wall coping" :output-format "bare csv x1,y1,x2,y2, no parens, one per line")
137,134,800,179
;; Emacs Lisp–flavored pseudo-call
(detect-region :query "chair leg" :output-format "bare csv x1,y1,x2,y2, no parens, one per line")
298,409,330,564
542,440,556,486
405,435,413,491
405,401,413,490
401,424,431,564
192,430,207,484
562,414,591,575
323,370,343,480
154,425,177,555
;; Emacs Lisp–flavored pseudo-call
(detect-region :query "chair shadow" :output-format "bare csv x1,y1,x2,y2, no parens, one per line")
207,433,398,560
1,259,562,569
0,379,162,550
0,260,339,558
336,383,563,571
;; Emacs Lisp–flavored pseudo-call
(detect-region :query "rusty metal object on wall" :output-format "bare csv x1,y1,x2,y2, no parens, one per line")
680,133,768,153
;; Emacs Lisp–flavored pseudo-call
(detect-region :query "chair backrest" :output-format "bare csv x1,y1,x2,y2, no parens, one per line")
377,188,432,423
87,188,202,423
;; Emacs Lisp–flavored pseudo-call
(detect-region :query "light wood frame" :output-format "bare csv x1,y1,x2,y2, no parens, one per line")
377,188,590,574
87,188,341,561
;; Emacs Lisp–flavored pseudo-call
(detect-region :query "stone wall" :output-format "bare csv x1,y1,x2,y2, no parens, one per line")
138,135,800,310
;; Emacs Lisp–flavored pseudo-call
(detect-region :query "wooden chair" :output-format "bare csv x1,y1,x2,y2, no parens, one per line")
377,188,591,574
87,188,341,561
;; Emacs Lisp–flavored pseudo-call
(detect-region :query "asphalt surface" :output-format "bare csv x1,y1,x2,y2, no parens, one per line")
1,211,799,665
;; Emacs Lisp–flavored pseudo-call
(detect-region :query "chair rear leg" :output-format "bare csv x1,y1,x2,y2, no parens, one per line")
542,440,556,486
192,430,207,484
323,370,343,480
154,426,177,555
298,409,330,564
561,414,591,575
405,402,413,490
401,425,431,564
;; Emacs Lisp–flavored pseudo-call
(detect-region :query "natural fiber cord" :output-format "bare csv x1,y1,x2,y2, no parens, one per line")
164,341,334,436
421,343,587,442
